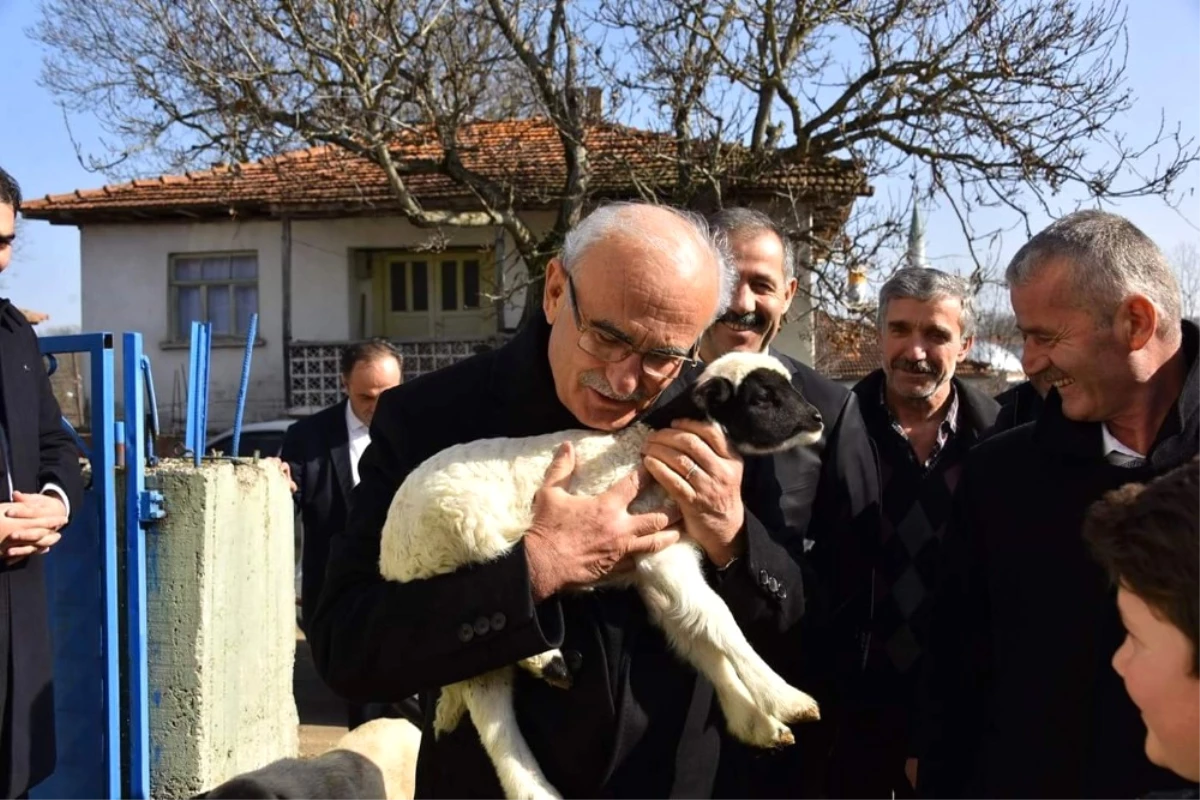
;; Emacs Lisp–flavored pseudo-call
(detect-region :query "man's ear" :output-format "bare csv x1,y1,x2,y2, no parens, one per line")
543,258,568,324
781,276,799,316
692,377,733,416
1118,294,1159,351
955,335,975,363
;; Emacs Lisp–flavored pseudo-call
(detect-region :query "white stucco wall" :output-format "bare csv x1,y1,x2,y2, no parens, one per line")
77,205,820,431
80,213,549,431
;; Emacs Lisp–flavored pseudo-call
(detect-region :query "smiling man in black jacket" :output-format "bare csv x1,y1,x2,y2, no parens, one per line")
309,202,817,798
699,207,880,799
921,210,1199,799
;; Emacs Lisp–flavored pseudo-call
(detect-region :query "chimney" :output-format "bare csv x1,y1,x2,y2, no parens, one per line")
584,86,603,121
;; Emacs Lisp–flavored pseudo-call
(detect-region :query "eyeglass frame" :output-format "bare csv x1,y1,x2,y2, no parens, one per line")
564,271,701,380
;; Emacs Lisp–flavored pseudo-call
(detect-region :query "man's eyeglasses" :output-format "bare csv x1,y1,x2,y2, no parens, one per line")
565,273,699,380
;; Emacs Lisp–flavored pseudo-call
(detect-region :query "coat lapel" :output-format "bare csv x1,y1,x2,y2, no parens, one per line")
327,399,354,503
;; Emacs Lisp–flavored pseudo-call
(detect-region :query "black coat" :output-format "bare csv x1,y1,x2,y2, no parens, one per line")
0,300,84,797
281,400,355,632
715,351,881,798
919,321,1200,799
990,380,1045,435
308,316,811,798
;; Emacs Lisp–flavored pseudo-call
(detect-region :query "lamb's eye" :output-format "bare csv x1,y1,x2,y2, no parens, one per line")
748,388,775,406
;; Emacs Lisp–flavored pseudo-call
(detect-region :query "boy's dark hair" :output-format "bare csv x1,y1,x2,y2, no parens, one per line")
0,167,22,213
1084,458,1199,676
341,338,402,378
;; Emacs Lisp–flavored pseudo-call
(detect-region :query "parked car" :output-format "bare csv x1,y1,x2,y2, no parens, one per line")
205,418,297,458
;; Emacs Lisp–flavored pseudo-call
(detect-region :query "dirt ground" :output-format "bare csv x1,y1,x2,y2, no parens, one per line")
294,627,351,758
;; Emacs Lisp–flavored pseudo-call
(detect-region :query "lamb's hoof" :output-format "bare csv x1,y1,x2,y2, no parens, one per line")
541,654,573,690
728,708,795,750
780,692,821,724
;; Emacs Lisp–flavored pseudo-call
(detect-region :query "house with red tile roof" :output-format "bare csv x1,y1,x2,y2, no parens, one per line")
23,118,869,426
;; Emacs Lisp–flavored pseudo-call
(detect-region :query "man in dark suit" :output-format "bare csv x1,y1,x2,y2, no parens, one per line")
848,267,1000,798
0,167,85,798
700,207,880,799
281,338,402,729
309,203,814,797
920,211,1197,799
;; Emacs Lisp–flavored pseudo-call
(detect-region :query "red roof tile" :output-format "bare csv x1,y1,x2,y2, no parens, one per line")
22,118,869,225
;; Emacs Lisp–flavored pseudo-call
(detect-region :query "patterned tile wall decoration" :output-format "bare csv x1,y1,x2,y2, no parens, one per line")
287,338,506,413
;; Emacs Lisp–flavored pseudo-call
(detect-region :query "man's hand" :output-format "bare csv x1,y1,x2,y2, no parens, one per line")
524,442,682,602
0,492,70,565
264,457,298,494
642,419,746,568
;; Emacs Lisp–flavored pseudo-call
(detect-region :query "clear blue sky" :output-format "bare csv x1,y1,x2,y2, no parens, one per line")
1,0,1196,329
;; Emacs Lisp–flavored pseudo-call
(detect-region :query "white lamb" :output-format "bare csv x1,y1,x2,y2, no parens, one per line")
378,351,825,800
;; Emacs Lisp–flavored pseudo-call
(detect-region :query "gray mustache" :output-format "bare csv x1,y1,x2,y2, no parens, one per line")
580,370,648,402
892,358,935,374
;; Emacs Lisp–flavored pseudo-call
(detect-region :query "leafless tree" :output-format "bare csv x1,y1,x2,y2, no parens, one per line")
32,0,1197,323
1171,242,1200,323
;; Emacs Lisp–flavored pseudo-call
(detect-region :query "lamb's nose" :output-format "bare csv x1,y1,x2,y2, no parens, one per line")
812,410,823,425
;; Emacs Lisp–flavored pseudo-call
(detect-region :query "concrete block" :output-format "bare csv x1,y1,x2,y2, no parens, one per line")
144,459,298,799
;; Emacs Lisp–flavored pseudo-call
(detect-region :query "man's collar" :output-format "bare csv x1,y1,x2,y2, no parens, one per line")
344,400,369,434
879,375,960,434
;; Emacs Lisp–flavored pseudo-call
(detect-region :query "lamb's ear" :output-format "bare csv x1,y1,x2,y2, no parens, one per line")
692,377,733,417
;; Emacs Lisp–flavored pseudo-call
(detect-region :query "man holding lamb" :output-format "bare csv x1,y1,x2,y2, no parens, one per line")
308,203,820,797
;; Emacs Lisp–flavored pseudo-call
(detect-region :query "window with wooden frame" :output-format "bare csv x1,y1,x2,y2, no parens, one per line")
169,252,259,342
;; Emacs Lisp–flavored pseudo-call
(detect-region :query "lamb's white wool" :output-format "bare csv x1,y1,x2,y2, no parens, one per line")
335,718,421,800
695,349,791,388
378,352,820,800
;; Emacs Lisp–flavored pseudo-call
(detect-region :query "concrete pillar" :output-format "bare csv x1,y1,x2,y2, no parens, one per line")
144,459,298,798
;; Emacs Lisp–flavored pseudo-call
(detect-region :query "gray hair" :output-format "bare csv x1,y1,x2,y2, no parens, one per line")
708,207,798,282
1006,210,1181,338
877,267,977,339
560,202,737,322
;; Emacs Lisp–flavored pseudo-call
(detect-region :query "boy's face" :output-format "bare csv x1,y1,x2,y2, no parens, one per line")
1113,586,1200,781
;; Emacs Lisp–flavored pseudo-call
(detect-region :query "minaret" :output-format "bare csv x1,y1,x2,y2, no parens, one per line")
906,198,929,270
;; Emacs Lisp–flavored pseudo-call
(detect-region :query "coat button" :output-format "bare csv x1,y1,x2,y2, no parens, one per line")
457,623,474,643
564,650,583,672
474,616,491,636
491,612,507,631
759,569,770,587
777,587,787,600
768,577,780,593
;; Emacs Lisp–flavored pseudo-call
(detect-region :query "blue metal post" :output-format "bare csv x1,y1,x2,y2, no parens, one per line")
93,336,121,800
185,321,203,465
33,333,121,800
198,322,211,458
123,333,151,799
231,313,258,457
185,321,213,465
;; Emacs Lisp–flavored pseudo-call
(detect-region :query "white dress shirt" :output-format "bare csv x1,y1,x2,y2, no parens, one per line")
1101,423,1146,461
345,402,372,487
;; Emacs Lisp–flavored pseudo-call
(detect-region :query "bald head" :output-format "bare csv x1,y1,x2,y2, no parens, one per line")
560,203,734,321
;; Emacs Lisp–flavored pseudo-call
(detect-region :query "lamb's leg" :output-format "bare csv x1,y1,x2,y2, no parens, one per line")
636,543,820,726
434,685,467,737
639,576,794,748
517,649,571,689
460,667,562,800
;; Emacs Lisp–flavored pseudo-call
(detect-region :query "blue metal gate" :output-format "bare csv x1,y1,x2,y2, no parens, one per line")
29,332,157,800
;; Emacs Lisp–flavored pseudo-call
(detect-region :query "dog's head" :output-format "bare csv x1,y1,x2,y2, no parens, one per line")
643,352,823,455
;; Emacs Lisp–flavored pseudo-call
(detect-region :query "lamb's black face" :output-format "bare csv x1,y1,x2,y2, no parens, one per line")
691,368,824,455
